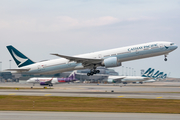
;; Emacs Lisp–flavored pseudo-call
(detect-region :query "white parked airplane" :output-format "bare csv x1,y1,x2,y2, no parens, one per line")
143,72,167,83
5,41,177,76
108,68,167,84
107,68,155,84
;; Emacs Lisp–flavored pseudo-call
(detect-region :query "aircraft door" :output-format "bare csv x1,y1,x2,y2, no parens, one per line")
159,44,164,49
38,65,46,71
37,65,41,71
98,54,102,58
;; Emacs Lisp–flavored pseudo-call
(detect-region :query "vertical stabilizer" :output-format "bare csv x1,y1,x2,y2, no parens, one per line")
148,69,155,77
152,70,159,78
155,72,164,79
142,68,151,77
162,74,167,79
7,45,35,67
68,70,77,80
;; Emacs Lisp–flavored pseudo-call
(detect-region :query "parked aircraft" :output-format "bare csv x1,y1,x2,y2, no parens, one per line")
107,68,154,84
27,71,77,86
107,68,166,84
5,41,177,76
144,72,167,83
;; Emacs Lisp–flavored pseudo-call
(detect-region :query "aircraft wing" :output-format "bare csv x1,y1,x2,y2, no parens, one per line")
44,78,53,84
51,53,103,66
108,76,126,81
4,69,30,72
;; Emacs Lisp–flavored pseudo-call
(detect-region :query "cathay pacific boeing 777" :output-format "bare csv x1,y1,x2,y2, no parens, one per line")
5,41,177,76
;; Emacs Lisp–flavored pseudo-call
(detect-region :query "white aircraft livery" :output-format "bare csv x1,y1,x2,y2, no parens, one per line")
6,41,177,76
27,71,77,86
107,68,165,84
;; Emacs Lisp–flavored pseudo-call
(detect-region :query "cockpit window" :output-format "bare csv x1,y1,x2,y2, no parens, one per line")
170,43,174,45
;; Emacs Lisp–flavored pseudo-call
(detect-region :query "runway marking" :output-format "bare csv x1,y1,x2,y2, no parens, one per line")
8,93,16,95
44,94,51,96
118,96,124,98
156,97,163,99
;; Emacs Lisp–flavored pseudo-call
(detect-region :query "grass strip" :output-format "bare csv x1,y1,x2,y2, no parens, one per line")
0,95,180,113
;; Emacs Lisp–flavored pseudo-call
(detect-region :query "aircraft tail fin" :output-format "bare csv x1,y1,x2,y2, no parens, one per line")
6,45,35,67
68,70,77,80
142,68,151,77
152,70,159,78
148,69,154,77
162,74,167,79
155,72,164,79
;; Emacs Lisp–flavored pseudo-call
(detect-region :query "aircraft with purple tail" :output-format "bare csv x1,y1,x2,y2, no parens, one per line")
27,71,77,86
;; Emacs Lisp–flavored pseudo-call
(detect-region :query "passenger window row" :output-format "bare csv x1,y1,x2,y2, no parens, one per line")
103,51,131,58
103,46,159,58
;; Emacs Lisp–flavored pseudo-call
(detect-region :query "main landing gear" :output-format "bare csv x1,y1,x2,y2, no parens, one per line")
87,66,100,76
164,55,168,61
31,83,35,89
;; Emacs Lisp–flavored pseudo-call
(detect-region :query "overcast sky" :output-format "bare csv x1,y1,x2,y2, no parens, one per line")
0,0,180,77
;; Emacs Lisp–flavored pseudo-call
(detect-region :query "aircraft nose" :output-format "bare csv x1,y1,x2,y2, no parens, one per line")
173,45,178,50
169,45,178,50
27,79,31,83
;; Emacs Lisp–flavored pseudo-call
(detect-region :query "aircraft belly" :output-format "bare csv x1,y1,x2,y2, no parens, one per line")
122,78,145,82
26,63,83,75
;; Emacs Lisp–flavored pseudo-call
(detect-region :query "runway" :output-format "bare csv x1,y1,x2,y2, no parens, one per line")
0,111,180,120
0,82,180,99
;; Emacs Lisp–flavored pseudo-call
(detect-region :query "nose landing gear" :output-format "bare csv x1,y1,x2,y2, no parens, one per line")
164,55,168,61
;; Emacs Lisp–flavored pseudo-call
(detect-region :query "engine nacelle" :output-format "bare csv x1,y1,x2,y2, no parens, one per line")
40,82,49,85
107,79,115,83
102,57,121,68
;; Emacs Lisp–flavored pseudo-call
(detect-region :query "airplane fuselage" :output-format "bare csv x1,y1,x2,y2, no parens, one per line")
12,41,177,75
107,76,151,83
27,77,76,85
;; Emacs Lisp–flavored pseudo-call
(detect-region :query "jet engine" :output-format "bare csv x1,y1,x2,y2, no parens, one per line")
107,79,115,83
102,57,121,68
40,82,53,86
40,82,49,85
